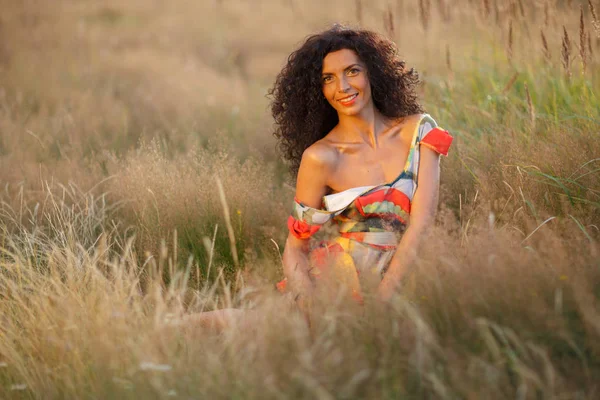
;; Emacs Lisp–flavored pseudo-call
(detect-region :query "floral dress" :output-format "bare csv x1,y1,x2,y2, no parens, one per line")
277,114,453,302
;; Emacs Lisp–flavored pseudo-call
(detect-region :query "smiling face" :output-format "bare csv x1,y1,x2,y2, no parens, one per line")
321,49,373,117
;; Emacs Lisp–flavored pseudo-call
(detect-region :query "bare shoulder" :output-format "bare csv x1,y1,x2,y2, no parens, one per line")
295,139,338,206
292,140,336,209
299,139,338,173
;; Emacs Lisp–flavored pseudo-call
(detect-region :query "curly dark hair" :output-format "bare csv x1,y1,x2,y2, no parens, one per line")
269,24,424,175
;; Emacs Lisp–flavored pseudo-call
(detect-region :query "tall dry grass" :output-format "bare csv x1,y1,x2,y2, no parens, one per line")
0,186,598,398
0,0,599,397
105,143,288,283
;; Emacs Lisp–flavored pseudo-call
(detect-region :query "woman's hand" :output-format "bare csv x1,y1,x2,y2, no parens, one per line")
377,146,442,303
282,234,315,325
377,266,405,303
295,289,314,327
376,278,397,303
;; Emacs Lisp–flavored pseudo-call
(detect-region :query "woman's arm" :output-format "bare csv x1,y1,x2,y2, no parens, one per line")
282,234,314,314
282,144,334,313
377,145,441,302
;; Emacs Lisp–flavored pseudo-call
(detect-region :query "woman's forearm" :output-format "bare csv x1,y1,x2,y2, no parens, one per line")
379,224,425,293
282,240,314,312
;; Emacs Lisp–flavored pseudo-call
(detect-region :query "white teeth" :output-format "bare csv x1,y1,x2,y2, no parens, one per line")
339,94,357,103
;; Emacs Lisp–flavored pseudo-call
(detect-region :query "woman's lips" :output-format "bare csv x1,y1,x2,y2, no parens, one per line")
338,93,358,106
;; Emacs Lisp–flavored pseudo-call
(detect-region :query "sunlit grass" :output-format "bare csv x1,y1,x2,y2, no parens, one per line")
0,0,599,397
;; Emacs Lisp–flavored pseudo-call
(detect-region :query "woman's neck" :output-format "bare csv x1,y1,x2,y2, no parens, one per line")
336,105,391,149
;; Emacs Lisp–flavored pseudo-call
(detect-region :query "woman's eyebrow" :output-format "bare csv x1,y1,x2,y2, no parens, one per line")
322,63,362,75
344,63,361,71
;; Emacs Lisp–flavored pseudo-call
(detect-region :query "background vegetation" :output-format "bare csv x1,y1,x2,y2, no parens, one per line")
0,0,599,398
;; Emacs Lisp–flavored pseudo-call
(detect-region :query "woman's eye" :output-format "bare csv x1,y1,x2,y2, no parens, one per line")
322,76,332,83
348,68,360,75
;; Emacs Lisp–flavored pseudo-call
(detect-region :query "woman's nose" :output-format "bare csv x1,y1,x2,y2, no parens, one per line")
337,77,350,92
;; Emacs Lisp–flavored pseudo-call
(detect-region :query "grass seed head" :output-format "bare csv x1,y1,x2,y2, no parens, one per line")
510,0,518,19
541,30,551,64
507,19,514,62
502,72,519,94
562,26,572,78
419,0,431,31
590,0,600,38
384,4,395,38
580,5,587,73
524,82,535,128
446,44,453,74
437,0,450,22
494,0,500,25
482,0,491,19
517,0,526,18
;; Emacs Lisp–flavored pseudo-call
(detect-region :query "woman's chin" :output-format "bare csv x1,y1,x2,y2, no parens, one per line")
336,105,363,117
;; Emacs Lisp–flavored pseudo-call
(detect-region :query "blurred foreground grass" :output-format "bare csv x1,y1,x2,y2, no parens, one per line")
0,0,599,398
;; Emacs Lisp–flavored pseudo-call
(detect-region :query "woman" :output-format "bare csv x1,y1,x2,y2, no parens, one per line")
175,25,452,330
270,25,453,312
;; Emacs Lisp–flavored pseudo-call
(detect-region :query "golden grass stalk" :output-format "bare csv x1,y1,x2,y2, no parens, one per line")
580,6,587,73
436,0,449,22
517,0,525,18
446,44,453,75
562,26,572,79
524,82,536,128
215,176,239,270
544,0,550,27
541,30,551,64
494,0,500,25
201,223,219,287
502,72,519,94
507,19,514,62
590,0,600,38
509,0,518,19
419,0,431,32
384,3,395,38
482,0,491,19
356,0,363,25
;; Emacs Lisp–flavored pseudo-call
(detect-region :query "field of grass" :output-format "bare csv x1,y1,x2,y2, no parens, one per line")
0,0,599,398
